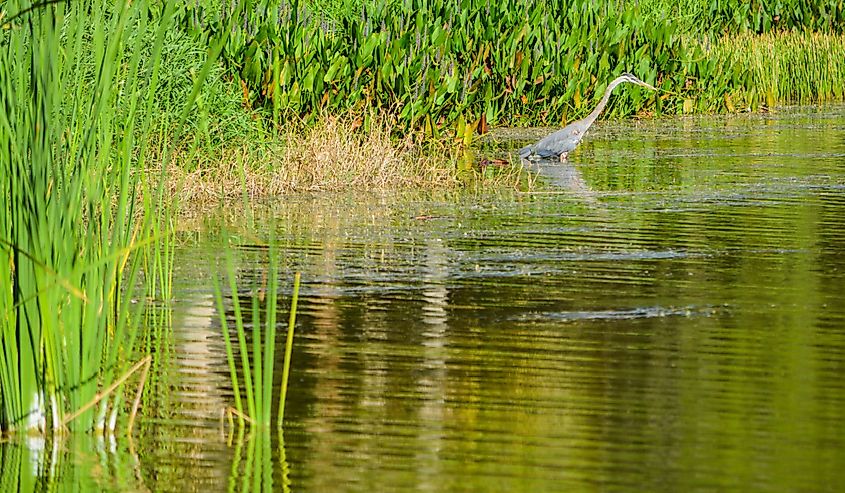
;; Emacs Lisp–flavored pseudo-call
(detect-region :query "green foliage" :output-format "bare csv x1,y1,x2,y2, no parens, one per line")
150,29,266,152
698,0,845,33
0,0,227,434
0,0,170,433
180,0,845,136
213,247,300,429
691,31,845,112
638,0,845,34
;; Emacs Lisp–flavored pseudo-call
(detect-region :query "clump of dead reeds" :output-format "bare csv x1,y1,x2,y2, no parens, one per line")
162,114,462,209
274,115,459,191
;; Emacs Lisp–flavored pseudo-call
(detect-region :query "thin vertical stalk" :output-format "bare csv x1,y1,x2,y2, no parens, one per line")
212,262,245,424
226,252,256,421
262,248,279,425
277,272,301,428
251,294,263,423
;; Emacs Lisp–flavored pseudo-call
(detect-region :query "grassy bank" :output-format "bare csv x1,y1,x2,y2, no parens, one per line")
129,0,845,202
161,114,462,210
5,0,827,204
151,28,845,201
3,1,844,212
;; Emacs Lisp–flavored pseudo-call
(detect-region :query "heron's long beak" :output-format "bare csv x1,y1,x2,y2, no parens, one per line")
639,81,657,91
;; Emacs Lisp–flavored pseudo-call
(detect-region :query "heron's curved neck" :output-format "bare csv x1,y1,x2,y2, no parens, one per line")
582,78,625,129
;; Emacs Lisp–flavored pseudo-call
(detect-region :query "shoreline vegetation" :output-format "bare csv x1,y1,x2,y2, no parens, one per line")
1,0,844,436
158,114,463,210
164,0,844,199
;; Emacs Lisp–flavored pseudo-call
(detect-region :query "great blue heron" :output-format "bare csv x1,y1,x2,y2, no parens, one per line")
519,73,656,162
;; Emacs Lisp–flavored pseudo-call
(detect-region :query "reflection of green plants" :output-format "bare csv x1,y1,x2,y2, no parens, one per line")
0,434,148,491
213,247,300,429
225,429,292,492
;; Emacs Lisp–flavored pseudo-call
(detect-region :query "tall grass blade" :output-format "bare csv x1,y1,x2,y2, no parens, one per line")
278,272,301,428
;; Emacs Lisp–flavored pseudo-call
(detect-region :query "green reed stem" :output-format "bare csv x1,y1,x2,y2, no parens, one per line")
251,293,263,423
212,271,245,424
277,272,301,429
226,252,256,422
262,249,280,424
0,0,170,433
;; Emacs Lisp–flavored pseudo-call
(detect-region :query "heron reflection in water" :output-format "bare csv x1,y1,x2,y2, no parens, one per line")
519,73,656,162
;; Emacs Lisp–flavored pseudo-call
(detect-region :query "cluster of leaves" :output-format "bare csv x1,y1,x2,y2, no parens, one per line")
703,0,845,33
180,0,845,136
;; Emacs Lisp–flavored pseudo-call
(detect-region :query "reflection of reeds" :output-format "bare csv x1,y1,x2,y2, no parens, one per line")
222,429,291,493
1,433,149,491
213,247,300,429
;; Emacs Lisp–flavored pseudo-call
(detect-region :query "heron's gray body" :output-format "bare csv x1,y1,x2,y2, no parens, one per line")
519,73,656,162
519,123,585,160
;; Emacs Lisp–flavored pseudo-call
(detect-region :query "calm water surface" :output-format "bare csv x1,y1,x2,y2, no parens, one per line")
6,107,845,492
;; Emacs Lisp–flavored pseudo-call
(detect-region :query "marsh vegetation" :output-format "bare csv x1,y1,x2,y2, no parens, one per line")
1,0,844,490
172,0,845,195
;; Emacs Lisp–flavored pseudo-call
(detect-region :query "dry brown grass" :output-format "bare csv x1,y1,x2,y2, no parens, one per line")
159,115,465,211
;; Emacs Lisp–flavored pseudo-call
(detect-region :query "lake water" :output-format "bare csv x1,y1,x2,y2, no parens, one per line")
4,107,845,492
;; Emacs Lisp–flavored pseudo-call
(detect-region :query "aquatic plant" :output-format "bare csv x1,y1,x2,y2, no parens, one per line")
213,247,300,429
180,0,845,137
708,31,845,111
637,0,845,34
0,0,163,434
0,0,233,434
